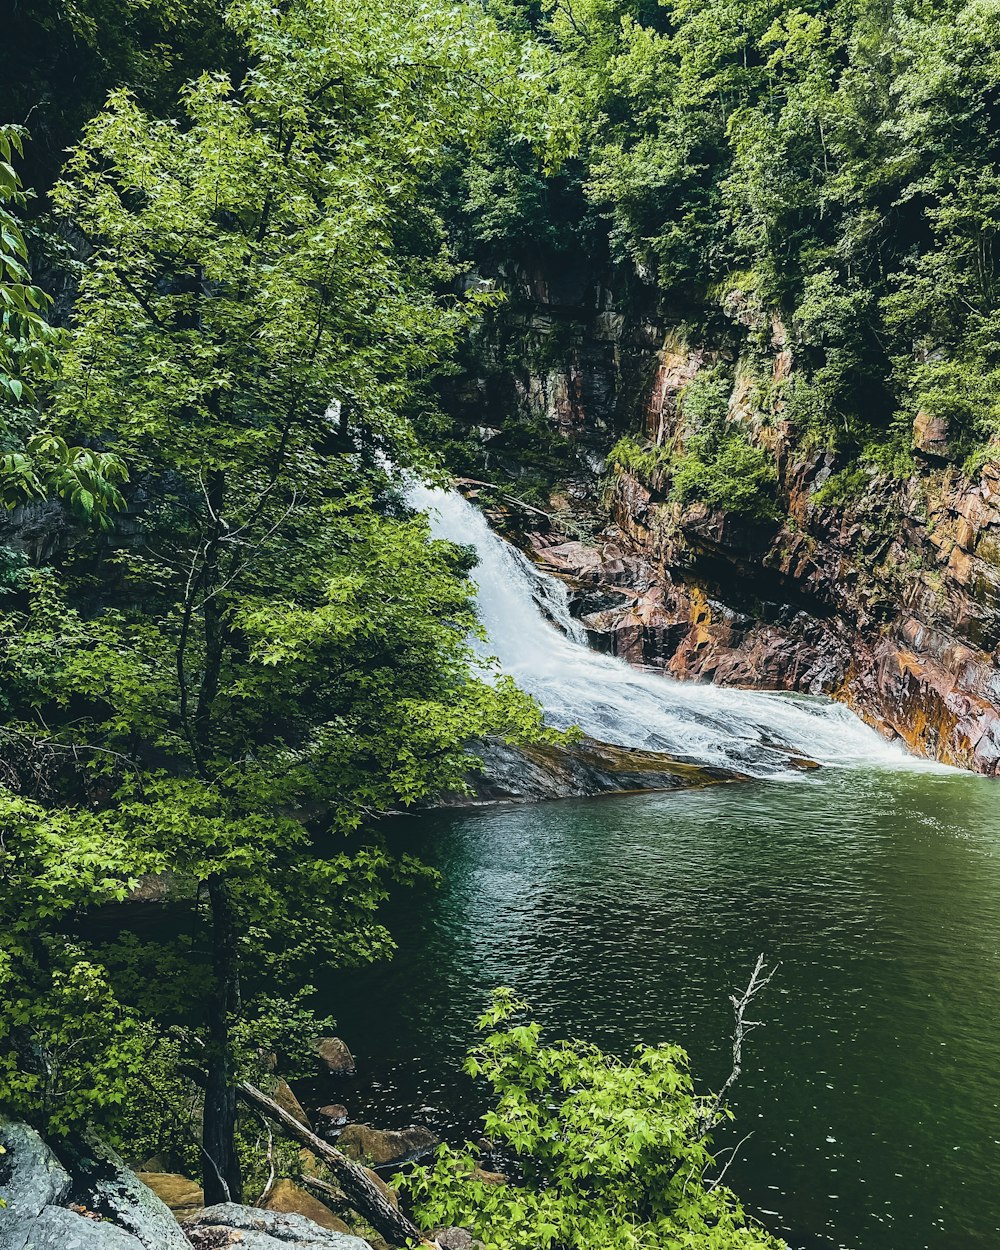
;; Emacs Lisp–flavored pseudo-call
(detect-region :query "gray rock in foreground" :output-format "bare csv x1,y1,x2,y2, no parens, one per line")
184,1204,373,1249
57,1131,190,1250
4,1205,145,1250
0,1118,182,1250
0,1120,89,1250
0,1120,71,1217
0,1120,375,1250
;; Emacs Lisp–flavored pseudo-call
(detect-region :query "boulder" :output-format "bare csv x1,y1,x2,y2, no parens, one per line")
272,1078,311,1128
337,1124,439,1168
312,1038,356,1075
135,1171,204,1220
315,1105,349,1136
2,1204,145,1250
913,409,951,459
262,1179,351,1232
56,1131,190,1250
469,1166,506,1186
0,1120,71,1217
431,1230,484,1250
184,1203,373,1248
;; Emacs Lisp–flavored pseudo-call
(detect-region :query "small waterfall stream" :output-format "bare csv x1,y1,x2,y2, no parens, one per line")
409,482,933,778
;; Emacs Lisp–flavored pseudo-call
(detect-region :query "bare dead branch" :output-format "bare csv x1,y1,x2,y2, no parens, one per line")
698,954,779,1139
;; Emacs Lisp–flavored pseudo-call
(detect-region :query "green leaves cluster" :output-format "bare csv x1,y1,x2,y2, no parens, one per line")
0,0,559,1188
0,432,126,521
610,367,781,521
0,126,61,407
0,127,128,523
403,989,784,1250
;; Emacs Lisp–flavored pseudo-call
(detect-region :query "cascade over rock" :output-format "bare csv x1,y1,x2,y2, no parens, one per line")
439,261,1000,774
409,483,926,779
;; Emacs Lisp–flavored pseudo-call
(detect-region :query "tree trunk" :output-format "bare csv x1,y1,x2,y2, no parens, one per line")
236,1079,428,1246
202,873,243,1204
195,466,227,751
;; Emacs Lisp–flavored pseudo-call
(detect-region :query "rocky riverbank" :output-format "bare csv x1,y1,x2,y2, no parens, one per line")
0,1037,471,1250
443,735,743,805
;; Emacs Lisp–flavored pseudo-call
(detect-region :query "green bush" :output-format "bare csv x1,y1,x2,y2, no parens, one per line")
679,365,733,430
672,432,781,521
810,466,870,507
402,989,785,1250
608,434,672,477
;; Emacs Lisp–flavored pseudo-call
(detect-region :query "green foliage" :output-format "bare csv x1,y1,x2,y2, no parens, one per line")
0,129,128,523
608,434,672,478
810,466,870,507
402,989,784,1250
0,0,559,1192
610,367,783,521
671,433,782,521
0,0,237,193
679,365,733,430
0,127,61,407
0,789,158,1134
0,432,126,522
527,0,1000,469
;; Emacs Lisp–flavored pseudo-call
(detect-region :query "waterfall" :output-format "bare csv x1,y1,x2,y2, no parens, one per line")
409,482,929,778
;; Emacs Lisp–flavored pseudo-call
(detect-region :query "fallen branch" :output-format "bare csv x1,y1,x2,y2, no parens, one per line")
454,477,553,519
300,1172,352,1209
235,1079,430,1247
252,1111,276,1208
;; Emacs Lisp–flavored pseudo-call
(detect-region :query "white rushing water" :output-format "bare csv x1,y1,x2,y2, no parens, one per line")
409,482,933,778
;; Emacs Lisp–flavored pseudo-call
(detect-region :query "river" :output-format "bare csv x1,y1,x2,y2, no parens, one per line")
318,768,999,1250
312,488,1000,1250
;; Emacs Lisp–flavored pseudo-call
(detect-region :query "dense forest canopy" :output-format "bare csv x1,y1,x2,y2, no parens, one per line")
456,0,1000,477
1,0,998,1245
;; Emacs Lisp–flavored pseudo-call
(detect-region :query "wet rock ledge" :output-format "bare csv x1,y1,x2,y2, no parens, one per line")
446,734,742,805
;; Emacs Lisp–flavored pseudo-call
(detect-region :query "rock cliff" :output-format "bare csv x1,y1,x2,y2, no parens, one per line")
447,269,1000,774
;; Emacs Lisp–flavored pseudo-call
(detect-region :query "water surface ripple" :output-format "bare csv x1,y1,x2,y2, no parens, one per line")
320,767,1000,1250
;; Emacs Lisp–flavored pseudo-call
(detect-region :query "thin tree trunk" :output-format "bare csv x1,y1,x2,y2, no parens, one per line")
195,467,227,751
202,873,243,1204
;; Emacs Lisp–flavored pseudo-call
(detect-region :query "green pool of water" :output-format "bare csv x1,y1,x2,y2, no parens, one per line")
317,764,1000,1250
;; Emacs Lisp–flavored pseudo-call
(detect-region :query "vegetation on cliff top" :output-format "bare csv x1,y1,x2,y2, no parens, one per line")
434,0,1000,487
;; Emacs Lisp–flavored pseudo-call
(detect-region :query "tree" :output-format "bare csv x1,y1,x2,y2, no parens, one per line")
0,0,559,1204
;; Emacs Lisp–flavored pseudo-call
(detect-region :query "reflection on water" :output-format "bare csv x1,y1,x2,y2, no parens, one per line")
314,767,1000,1250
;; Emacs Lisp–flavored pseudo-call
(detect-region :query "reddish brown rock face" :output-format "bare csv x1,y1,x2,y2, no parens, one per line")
436,258,1000,775
526,442,1000,776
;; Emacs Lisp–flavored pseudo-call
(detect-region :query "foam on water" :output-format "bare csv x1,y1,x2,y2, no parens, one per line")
410,482,942,778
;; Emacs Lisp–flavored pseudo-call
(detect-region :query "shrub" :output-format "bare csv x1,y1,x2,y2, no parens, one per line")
607,434,672,477
402,989,785,1250
671,432,781,521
